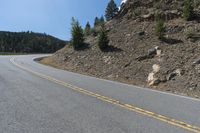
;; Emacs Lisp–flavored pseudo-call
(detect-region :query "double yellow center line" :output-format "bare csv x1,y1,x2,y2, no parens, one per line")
10,57,200,133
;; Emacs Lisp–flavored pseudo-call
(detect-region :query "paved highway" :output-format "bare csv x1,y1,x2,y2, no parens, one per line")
0,55,200,133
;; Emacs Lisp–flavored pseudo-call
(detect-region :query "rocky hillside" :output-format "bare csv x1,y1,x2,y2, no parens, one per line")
41,0,200,98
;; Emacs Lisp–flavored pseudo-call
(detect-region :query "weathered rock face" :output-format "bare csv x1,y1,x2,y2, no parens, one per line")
117,0,185,21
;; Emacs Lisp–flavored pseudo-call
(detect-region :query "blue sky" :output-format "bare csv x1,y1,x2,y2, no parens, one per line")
0,0,121,40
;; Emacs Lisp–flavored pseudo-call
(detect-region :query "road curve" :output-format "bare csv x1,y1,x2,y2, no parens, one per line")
0,54,200,133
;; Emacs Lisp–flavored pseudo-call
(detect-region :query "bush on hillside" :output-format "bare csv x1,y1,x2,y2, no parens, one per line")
155,14,165,40
183,0,194,21
185,27,196,39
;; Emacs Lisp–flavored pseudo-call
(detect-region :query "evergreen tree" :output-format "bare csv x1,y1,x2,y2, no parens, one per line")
98,24,109,51
84,21,91,36
70,17,84,50
94,16,105,27
0,31,65,53
94,17,100,27
155,14,165,40
105,0,118,21
100,16,105,24
183,0,194,21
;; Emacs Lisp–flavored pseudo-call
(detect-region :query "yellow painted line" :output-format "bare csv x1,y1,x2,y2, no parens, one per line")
10,57,200,133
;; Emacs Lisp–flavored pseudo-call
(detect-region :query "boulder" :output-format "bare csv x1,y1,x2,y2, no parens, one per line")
167,69,183,81
147,72,155,83
147,72,161,86
148,46,160,56
148,48,157,56
147,64,161,86
156,49,162,57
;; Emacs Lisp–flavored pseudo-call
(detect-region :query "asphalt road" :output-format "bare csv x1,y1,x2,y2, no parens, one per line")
0,54,200,133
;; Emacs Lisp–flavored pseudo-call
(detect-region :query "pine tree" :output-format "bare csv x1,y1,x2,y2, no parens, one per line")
98,24,109,51
70,17,84,50
105,0,118,21
94,17,100,27
183,0,194,21
100,16,105,24
94,16,105,27
84,21,91,36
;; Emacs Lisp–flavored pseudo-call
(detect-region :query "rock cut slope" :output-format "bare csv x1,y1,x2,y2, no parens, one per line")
41,0,200,98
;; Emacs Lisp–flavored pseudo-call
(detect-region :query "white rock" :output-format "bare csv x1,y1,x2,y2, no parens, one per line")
147,72,155,83
152,64,160,73
156,49,162,56
175,69,183,76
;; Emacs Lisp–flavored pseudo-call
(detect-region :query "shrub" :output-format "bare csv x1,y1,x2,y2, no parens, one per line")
185,28,196,39
183,0,194,21
155,14,165,40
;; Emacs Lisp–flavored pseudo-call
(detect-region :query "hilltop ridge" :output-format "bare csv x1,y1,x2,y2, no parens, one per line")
0,31,66,53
